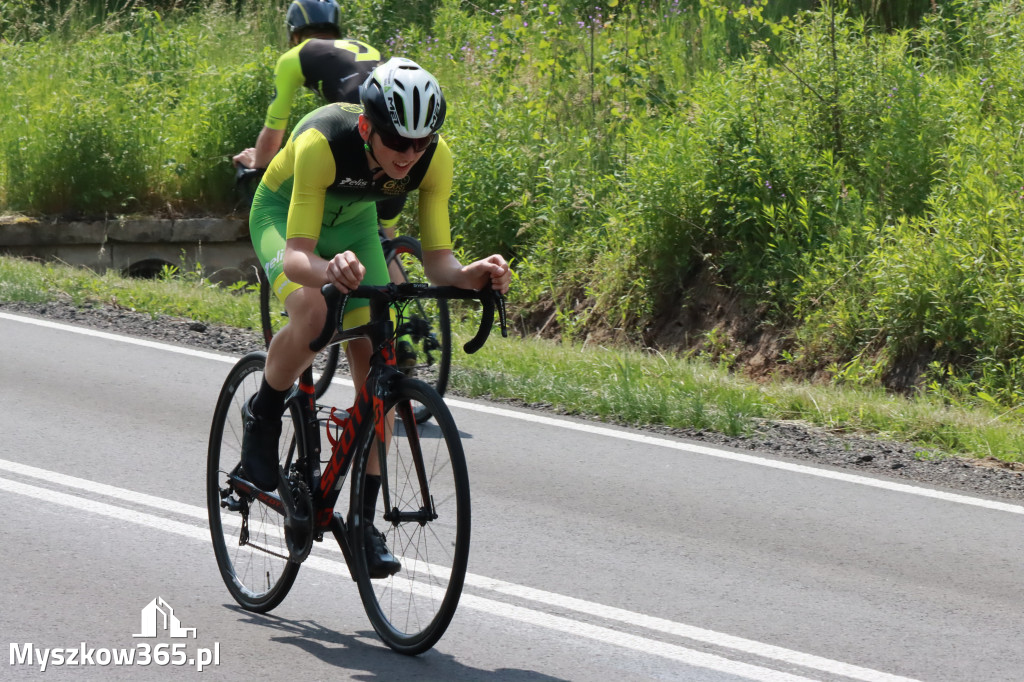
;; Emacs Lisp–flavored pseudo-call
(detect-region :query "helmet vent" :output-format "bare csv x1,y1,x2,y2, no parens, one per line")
360,57,445,138
413,91,422,130
423,95,436,127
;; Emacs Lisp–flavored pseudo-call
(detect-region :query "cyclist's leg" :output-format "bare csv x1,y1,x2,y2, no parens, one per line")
243,188,298,490
339,212,391,404
338,221,391,468
207,351,301,611
244,191,356,490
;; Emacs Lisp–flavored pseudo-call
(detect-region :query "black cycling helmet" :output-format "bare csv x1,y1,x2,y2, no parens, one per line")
359,57,447,138
285,0,341,39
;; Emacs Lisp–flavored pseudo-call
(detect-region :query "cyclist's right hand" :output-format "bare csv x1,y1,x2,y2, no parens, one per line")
325,250,366,293
232,147,257,168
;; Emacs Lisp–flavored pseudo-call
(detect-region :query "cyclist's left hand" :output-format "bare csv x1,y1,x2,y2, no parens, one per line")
464,255,511,294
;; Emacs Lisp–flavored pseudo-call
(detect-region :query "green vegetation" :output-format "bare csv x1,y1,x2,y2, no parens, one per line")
3,0,1024,461
3,254,1023,463
0,253,263,327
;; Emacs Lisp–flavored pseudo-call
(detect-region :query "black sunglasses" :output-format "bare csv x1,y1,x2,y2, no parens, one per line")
374,128,437,154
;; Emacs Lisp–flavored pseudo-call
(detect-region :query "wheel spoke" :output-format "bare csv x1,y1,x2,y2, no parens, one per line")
352,379,469,655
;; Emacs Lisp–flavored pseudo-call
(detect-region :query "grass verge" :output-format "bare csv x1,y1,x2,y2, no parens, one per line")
3,255,1022,464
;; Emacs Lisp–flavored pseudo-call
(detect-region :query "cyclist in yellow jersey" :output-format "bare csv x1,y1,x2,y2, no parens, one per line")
242,57,511,577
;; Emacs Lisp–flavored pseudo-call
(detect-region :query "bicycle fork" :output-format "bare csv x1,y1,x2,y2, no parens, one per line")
379,398,438,527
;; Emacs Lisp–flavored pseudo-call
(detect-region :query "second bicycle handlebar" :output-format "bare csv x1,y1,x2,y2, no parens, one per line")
310,282,507,355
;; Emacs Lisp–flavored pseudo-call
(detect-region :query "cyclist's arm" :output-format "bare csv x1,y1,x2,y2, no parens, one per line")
423,249,510,293
416,137,455,252
252,127,286,169
281,128,339,288
416,138,511,293
254,46,306,168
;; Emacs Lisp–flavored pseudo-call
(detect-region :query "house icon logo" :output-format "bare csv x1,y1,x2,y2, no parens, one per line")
133,597,197,639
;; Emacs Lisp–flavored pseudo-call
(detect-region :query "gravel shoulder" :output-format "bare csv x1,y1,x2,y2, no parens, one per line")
5,299,1024,504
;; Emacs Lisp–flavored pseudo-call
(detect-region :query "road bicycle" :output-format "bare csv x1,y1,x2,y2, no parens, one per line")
255,230,451,423
207,281,505,655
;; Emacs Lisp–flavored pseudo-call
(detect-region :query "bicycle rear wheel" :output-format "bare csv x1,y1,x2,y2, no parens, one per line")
207,351,300,612
314,344,341,400
387,236,452,423
351,378,470,655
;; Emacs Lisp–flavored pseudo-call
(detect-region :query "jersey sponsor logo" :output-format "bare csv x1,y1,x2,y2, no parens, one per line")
266,248,284,273
334,39,380,62
381,177,410,195
335,177,369,187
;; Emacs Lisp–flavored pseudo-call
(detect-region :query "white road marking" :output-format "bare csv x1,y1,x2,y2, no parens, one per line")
3,311,1022,516
0,459,919,682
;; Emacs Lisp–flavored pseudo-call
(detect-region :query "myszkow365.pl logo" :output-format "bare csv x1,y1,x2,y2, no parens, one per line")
9,597,221,672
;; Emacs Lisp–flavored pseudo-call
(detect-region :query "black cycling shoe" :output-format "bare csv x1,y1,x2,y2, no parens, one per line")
240,395,282,492
365,524,401,579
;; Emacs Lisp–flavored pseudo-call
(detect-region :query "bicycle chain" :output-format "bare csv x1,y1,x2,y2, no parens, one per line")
237,501,293,561
242,537,292,562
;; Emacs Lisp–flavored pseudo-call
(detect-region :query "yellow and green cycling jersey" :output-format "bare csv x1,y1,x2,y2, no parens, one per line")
250,102,453,312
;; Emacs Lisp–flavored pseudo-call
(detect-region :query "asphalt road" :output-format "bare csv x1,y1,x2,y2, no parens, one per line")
2,312,1023,681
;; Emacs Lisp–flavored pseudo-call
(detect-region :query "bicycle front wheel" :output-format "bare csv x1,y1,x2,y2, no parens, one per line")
352,378,470,655
207,351,300,612
388,236,452,423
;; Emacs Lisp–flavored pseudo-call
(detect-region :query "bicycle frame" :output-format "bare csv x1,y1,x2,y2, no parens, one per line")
223,293,429,572
226,283,501,521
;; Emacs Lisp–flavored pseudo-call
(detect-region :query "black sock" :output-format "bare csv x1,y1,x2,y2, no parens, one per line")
363,474,381,526
252,378,289,420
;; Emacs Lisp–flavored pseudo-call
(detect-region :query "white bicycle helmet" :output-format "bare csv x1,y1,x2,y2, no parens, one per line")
360,57,446,138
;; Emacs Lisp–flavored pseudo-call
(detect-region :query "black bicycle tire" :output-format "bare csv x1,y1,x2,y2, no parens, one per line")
350,378,470,655
387,235,452,424
314,344,341,399
207,351,300,612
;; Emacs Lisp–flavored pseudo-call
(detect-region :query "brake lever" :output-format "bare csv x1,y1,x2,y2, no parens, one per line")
309,284,348,352
495,291,508,338
234,165,265,187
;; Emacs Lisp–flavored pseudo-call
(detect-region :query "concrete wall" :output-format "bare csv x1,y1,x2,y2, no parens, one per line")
0,215,259,284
